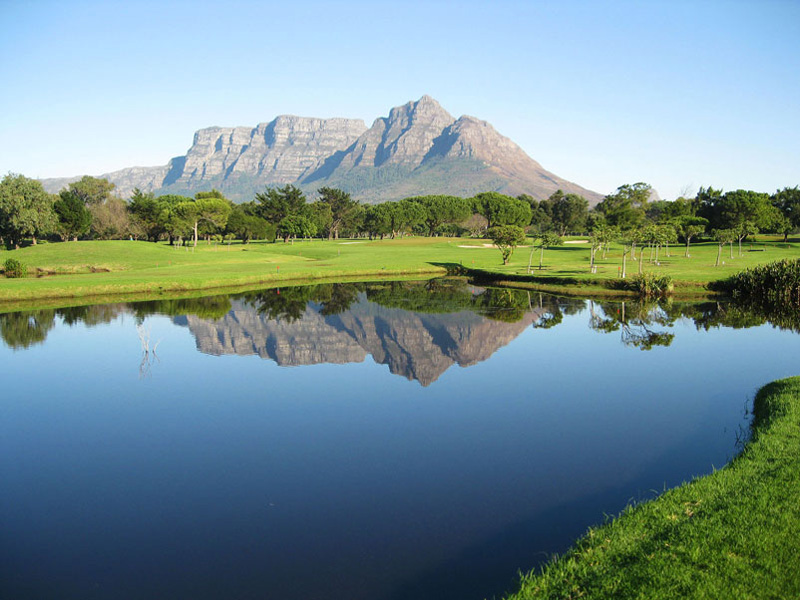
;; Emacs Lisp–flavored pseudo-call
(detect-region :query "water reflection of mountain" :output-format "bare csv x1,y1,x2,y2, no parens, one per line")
175,295,539,386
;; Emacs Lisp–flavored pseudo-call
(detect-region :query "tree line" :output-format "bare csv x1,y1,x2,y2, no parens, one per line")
1,173,798,259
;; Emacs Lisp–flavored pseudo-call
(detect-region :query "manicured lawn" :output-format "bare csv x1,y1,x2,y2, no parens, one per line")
1,235,799,304
504,376,800,599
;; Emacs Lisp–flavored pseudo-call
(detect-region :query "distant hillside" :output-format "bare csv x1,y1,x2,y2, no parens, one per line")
41,96,603,204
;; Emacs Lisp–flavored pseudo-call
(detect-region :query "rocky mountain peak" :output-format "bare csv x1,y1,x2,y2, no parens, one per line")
39,95,603,204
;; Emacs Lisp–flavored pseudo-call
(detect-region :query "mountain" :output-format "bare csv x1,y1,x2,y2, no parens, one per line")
40,96,603,204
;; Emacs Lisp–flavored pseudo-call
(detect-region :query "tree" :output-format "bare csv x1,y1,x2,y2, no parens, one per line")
527,232,562,273
595,183,652,230
487,225,526,265
66,175,116,206
377,199,426,238
409,195,473,236
182,197,231,246
226,206,273,243
308,201,333,239
677,216,708,257
364,203,392,239
699,188,777,236
0,174,56,248
711,229,735,267
53,190,92,241
195,188,226,200
89,197,132,239
255,184,307,225
473,192,532,229
735,220,759,256
278,214,316,243
128,188,165,242
158,195,194,244
772,186,800,241
317,187,359,239
548,190,589,235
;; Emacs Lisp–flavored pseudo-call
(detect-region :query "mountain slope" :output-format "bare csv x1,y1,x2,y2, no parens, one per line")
40,96,603,204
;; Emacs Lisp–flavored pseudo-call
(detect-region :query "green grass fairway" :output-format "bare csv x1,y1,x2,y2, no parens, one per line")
1,235,799,304
505,376,800,599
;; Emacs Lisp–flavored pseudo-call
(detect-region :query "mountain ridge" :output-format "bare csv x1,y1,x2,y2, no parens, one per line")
40,96,603,204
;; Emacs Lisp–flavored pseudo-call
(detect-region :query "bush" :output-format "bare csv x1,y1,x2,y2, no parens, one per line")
725,259,800,306
3,258,28,278
623,272,674,298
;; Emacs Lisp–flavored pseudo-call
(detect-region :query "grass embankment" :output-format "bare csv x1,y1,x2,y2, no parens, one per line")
1,236,799,306
505,377,800,600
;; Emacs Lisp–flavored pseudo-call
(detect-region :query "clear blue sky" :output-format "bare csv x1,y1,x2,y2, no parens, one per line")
1,0,797,199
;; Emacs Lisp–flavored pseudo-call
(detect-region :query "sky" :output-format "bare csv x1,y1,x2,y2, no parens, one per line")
1,0,798,200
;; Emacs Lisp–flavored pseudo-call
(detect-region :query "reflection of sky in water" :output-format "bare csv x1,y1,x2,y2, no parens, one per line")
1,296,799,600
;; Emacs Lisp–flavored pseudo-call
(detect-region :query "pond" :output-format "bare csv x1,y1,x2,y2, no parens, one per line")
2,280,799,600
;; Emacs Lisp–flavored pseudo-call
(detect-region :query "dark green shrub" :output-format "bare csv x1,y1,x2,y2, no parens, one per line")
3,257,28,278
623,272,674,298
725,259,800,306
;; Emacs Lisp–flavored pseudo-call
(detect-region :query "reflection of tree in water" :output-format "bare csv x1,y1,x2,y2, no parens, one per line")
244,283,368,322
589,300,675,350
130,296,232,322
366,279,476,314
529,294,584,329
58,304,123,327
366,279,536,323
0,310,56,349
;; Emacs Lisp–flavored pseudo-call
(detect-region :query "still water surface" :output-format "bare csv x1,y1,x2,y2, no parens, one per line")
1,280,799,599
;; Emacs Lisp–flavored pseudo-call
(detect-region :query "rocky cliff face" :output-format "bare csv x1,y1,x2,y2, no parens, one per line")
40,96,603,204
177,294,539,386
175,116,367,185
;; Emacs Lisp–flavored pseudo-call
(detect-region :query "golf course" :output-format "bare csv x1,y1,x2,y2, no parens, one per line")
2,234,799,308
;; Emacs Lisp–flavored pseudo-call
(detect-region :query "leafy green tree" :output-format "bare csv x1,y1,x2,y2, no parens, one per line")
308,201,333,238
394,199,427,237
409,195,472,236
527,232,562,273
317,187,359,239
711,228,735,267
473,192,532,229
255,184,306,225
181,197,232,246
226,207,273,243
0,173,57,248
278,214,316,243
773,186,800,241
66,175,116,206
53,190,92,241
363,203,392,239
699,188,778,237
89,196,132,239
595,183,652,230
549,190,589,235
128,188,164,242
677,216,708,257
195,188,226,200
526,197,553,233
735,220,759,256
487,225,526,265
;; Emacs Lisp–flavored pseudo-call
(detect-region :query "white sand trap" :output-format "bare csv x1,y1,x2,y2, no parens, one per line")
564,240,589,244
458,243,495,248
338,241,365,245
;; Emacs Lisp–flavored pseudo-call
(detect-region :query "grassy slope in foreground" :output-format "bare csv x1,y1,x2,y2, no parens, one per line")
1,236,799,303
505,377,800,600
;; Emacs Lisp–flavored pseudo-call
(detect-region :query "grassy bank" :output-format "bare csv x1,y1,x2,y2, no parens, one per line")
1,236,799,304
505,376,800,600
